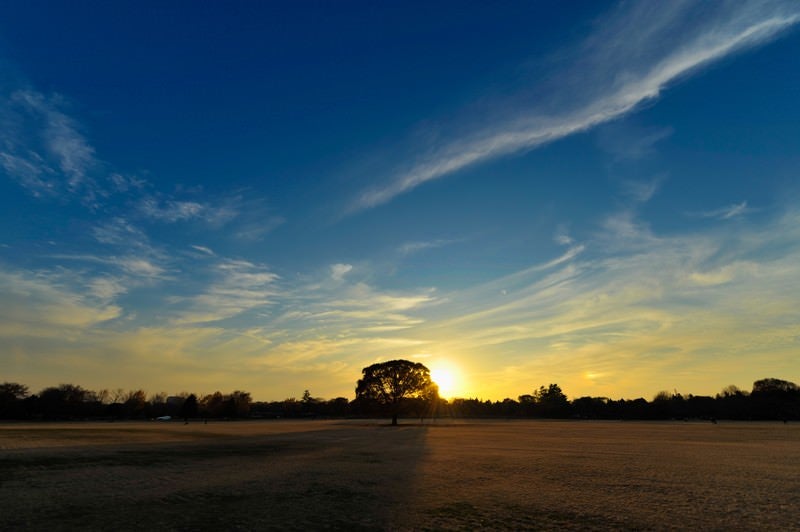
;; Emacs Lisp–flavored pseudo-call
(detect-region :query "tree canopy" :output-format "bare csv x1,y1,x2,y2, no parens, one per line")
355,359,438,425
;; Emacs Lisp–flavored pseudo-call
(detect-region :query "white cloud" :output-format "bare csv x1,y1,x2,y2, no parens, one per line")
93,217,149,247
0,152,55,196
232,215,286,241
350,1,800,212
620,175,665,204
171,259,279,325
533,245,586,273
142,191,286,240
404,205,800,398
554,225,574,246
139,197,206,222
695,201,752,220
0,89,101,203
397,238,461,257
190,244,215,256
330,263,353,281
597,124,674,162
50,249,168,283
108,172,146,192
113,257,165,278
0,268,122,333
87,277,128,301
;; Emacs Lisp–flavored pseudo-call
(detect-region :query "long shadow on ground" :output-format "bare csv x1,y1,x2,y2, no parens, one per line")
0,421,430,531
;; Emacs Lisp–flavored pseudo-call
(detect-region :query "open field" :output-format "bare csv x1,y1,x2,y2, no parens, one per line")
1,420,798,530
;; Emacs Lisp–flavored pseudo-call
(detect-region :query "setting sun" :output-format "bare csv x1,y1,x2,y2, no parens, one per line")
430,362,464,398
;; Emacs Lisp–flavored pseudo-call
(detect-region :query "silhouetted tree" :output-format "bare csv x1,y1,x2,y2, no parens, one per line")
572,396,609,419
38,384,89,419
228,390,252,418
124,389,148,418
148,392,168,417
200,391,225,418
533,383,570,418
325,397,351,417
751,378,799,420
518,394,535,417
301,389,320,416
716,385,750,420
355,359,437,425
652,390,685,419
180,394,199,420
0,382,29,419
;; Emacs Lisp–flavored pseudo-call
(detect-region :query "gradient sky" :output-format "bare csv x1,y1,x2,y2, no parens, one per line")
1,1,799,402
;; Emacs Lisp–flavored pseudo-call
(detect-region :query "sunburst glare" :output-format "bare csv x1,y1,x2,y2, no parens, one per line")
430,362,463,398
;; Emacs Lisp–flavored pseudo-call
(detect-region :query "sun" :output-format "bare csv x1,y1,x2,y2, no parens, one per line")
429,362,462,398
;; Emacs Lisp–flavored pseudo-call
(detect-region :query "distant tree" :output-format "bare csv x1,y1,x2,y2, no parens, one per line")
718,384,747,398
110,388,126,404
752,378,799,395
533,383,570,418
518,394,535,416
150,391,168,405
87,388,110,405
200,392,225,418
228,390,252,418
572,396,609,419
180,393,198,420
325,397,351,417
0,382,29,419
147,392,169,418
0,382,29,400
651,390,686,419
355,359,437,425
301,389,320,415
38,384,89,419
751,378,800,420
124,389,148,418
716,385,750,419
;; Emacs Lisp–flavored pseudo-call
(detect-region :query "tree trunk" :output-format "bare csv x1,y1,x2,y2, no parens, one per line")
391,413,398,425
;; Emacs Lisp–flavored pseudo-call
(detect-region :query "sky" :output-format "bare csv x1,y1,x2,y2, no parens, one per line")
1,1,799,402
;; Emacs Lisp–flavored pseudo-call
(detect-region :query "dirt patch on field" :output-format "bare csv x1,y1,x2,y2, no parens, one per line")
0,420,798,530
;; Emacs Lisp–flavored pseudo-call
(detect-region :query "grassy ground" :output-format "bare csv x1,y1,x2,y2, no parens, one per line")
1,419,798,530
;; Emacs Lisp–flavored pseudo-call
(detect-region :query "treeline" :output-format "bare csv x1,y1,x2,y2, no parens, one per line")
0,378,798,421
440,379,799,421
0,384,253,421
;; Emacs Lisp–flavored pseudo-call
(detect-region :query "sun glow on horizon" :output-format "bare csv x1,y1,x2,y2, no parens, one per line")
429,361,465,399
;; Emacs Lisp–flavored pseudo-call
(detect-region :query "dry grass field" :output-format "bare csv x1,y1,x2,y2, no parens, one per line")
1,419,798,530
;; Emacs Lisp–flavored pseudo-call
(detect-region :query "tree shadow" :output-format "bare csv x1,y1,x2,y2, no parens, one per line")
0,421,433,530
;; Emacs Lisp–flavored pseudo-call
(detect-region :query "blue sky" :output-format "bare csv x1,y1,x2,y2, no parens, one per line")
1,1,799,401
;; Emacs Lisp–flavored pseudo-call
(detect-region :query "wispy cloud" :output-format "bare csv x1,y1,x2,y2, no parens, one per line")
139,197,207,222
272,265,439,343
409,206,800,398
190,244,215,256
554,225,574,246
137,195,243,226
92,217,150,247
694,201,752,220
0,89,101,203
350,1,800,212
170,259,279,325
49,253,167,281
1,83,283,247
330,263,353,281
7,207,799,400
619,175,666,204
397,238,462,257
596,124,674,162
0,267,122,333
